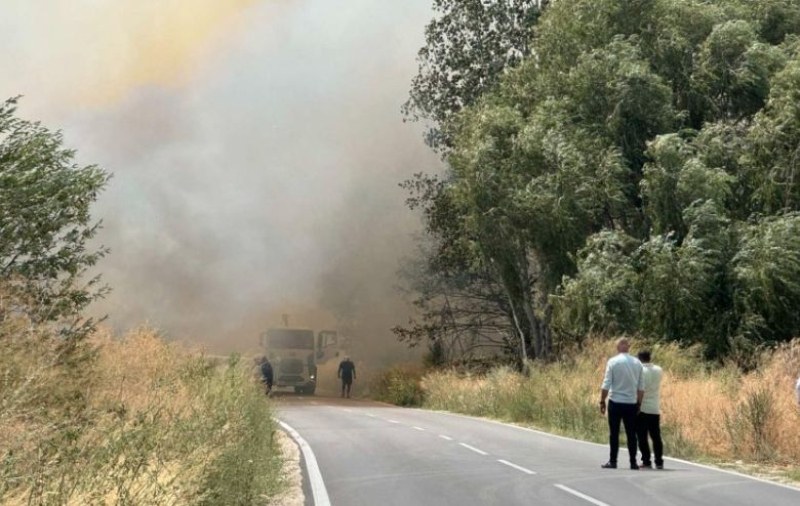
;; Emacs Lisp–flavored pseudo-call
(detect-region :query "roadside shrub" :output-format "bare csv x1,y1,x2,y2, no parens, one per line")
371,364,425,407
724,385,777,461
0,325,285,505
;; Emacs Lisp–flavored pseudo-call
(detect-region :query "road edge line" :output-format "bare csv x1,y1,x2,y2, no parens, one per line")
278,420,332,506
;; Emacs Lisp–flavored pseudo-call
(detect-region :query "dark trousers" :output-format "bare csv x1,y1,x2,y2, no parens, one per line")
341,378,353,397
608,400,638,464
637,412,663,466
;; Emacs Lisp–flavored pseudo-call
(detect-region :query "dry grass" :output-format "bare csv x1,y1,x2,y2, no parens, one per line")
412,338,800,476
0,320,285,505
663,342,800,463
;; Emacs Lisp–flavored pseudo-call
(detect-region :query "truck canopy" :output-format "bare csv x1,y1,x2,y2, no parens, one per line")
264,329,314,349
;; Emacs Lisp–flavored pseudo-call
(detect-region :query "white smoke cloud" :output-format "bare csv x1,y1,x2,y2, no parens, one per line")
1,0,440,353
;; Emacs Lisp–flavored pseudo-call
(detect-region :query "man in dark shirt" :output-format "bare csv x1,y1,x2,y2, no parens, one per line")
259,357,274,395
338,356,356,398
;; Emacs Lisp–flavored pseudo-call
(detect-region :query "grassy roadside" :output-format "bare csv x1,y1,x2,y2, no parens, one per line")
372,339,800,484
0,322,285,505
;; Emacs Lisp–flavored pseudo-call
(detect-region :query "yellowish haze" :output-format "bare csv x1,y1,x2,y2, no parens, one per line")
4,0,260,106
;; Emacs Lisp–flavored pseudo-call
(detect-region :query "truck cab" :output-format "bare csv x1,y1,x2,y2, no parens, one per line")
260,328,317,394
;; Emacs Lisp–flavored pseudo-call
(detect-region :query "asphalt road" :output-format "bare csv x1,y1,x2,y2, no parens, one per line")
276,395,800,506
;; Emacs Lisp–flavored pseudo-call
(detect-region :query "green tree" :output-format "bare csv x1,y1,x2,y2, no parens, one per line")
403,0,800,363
747,56,800,212
403,0,545,149
0,97,110,342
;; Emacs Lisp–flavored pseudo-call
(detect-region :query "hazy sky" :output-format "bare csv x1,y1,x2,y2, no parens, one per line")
1,0,440,352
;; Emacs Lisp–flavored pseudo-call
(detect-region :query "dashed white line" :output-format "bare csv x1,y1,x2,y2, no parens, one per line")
497,459,536,475
412,426,426,431
459,443,488,456
387,419,400,424
439,435,453,441
554,484,609,506
341,408,352,413
279,420,331,506
365,413,377,418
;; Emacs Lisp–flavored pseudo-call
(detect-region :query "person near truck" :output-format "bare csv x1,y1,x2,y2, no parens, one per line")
338,356,356,398
259,356,274,395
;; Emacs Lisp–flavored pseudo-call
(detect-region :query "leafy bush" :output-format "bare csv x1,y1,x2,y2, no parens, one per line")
0,98,110,341
370,365,425,407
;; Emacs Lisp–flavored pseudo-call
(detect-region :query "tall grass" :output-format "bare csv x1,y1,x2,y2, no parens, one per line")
388,338,800,468
0,321,284,505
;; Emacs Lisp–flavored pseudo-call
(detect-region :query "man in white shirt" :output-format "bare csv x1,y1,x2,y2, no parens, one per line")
636,350,664,469
599,337,645,470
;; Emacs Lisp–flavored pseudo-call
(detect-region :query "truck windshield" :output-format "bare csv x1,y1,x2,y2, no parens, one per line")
266,329,314,349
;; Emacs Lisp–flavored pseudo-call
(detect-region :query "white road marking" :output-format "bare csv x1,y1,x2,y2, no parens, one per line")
279,420,331,506
459,443,488,456
554,484,609,506
341,408,352,413
387,419,400,424
412,426,426,431
432,409,800,493
365,413,377,418
664,457,800,493
497,459,536,475
439,435,453,441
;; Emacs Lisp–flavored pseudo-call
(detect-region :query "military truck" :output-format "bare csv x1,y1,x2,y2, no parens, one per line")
259,328,343,394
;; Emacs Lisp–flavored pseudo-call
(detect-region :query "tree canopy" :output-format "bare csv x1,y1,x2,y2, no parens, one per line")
1,97,109,342
401,0,800,364
403,0,546,149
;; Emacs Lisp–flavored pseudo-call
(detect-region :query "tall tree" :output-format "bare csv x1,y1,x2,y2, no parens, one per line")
398,1,550,367
403,0,545,149
403,0,800,363
0,97,110,343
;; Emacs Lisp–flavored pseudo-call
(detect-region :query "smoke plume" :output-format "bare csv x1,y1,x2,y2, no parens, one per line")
1,0,262,108
1,0,439,361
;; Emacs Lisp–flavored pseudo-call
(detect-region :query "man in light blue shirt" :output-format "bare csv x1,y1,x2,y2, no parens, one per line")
636,350,664,469
599,338,644,469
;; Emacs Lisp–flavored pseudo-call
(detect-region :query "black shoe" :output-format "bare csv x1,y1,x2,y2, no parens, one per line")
601,462,617,469
656,463,664,470
641,462,653,469
630,463,640,470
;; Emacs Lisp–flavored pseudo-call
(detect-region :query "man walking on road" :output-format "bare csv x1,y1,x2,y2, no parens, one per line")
599,337,644,470
338,356,356,398
636,350,664,469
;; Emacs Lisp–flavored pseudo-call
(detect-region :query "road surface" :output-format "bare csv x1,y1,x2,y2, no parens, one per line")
276,395,800,506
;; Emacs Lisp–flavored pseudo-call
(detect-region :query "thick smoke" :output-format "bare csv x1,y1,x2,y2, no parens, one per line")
1,0,440,361
0,0,261,109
